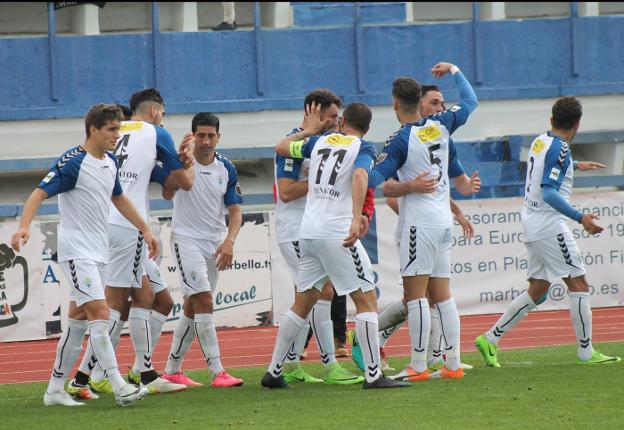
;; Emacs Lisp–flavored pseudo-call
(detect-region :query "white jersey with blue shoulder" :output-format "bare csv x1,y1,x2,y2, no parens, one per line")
38,146,123,263
521,131,574,242
274,127,310,244
108,120,183,230
172,153,242,241
294,132,376,240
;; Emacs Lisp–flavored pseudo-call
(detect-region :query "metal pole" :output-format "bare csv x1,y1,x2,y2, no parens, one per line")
354,2,365,93
47,2,59,101
254,2,265,96
472,2,483,85
152,1,162,89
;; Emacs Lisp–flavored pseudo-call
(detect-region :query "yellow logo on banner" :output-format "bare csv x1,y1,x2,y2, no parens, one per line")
327,134,354,145
532,139,545,154
418,125,442,143
120,122,144,132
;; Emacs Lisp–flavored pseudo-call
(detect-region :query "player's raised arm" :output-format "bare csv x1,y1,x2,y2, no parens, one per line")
158,129,195,191
431,62,478,134
275,102,329,157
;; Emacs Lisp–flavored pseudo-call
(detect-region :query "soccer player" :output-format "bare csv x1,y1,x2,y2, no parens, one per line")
274,89,363,385
368,62,478,381
475,96,621,367
11,104,155,406
351,82,479,374
262,102,410,389
158,112,245,388
71,89,193,396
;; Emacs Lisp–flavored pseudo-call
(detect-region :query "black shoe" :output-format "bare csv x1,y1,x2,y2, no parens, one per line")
213,21,236,31
261,372,290,389
363,375,411,389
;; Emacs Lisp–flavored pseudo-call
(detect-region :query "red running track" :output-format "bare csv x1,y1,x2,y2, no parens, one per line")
1,307,623,385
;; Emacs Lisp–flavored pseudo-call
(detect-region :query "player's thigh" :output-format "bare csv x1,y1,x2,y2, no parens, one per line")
318,239,375,297
296,239,329,294
399,225,439,277
60,259,108,312
170,234,212,297
105,224,146,288
530,233,585,281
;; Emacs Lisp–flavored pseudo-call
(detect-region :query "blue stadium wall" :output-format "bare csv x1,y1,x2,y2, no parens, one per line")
1,15,624,120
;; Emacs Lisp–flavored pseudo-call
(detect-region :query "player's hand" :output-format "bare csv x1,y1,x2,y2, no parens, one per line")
179,133,195,169
143,230,160,260
469,171,481,194
344,218,360,248
303,102,333,135
580,214,603,235
431,62,455,78
456,213,474,239
359,214,370,238
11,228,30,252
408,171,438,193
215,238,234,271
576,161,605,171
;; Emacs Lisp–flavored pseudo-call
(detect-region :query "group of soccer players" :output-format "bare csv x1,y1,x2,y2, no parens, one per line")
10,59,620,404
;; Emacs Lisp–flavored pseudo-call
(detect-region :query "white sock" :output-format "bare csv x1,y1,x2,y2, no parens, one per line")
46,319,88,393
149,310,168,356
378,299,408,332
87,320,125,393
195,313,224,376
78,309,120,376
356,312,382,383
569,292,593,361
285,316,310,365
407,298,430,372
486,291,536,345
310,300,336,367
268,310,304,377
378,321,405,348
165,315,195,374
129,307,153,373
91,317,125,381
436,298,461,371
427,310,443,365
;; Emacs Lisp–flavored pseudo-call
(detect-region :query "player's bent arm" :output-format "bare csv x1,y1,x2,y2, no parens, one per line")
277,178,308,203
383,178,411,197
167,167,194,192
225,204,242,244
111,194,160,259
542,185,583,223
216,204,242,271
345,168,369,247
387,197,399,215
11,188,47,251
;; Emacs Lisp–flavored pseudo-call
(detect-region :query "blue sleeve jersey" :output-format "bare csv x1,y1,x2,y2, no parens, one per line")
155,127,184,171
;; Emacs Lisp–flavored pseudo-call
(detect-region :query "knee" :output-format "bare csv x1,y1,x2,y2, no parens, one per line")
154,291,174,315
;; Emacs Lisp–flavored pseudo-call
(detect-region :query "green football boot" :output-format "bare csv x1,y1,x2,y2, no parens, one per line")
88,378,113,394
324,362,364,385
283,365,324,383
475,334,501,368
347,329,365,372
577,349,621,365
127,368,141,386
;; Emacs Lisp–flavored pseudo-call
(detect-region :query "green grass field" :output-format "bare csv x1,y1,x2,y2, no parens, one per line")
3,342,623,430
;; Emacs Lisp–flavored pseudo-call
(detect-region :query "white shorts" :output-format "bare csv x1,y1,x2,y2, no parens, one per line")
171,233,219,297
525,232,585,282
105,224,145,288
60,259,106,307
399,226,451,278
297,239,375,296
278,241,302,282
143,257,167,294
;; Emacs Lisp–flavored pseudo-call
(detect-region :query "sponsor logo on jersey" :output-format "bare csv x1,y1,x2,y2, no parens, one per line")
42,171,56,183
376,152,388,163
449,105,462,112
549,167,561,180
327,134,354,145
284,158,294,172
532,139,545,154
235,183,242,196
417,125,442,143
120,122,144,132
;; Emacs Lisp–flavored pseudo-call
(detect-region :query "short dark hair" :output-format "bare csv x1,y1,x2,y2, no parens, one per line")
304,89,342,110
342,102,372,133
116,104,132,120
552,96,582,130
85,104,123,138
192,112,220,133
421,85,441,98
129,88,164,114
392,77,422,112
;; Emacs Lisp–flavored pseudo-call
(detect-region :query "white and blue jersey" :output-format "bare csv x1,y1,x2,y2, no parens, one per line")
170,153,242,241
275,127,310,244
108,120,183,230
38,146,122,263
293,132,376,240
521,132,574,242
370,71,477,229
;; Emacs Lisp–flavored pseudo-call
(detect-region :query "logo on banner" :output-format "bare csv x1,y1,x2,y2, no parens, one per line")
0,244,29,328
